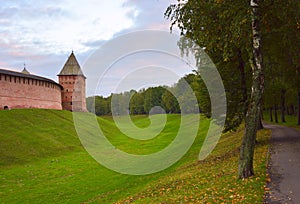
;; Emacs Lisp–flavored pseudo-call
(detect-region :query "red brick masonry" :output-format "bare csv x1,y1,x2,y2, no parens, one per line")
59,75,87,112
0,69,63,110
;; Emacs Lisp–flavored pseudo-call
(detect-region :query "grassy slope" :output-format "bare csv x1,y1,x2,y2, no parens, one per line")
0,109,81,166
0,109,270,203
114,128,271,204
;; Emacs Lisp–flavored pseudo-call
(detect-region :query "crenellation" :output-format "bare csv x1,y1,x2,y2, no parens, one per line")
0,52,86,111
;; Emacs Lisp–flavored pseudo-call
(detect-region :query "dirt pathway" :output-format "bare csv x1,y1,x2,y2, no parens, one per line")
264,123,300,204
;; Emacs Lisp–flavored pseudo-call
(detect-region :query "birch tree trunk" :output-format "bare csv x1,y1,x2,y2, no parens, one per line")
238,0,264,179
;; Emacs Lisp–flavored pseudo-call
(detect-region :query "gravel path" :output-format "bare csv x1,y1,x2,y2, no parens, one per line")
264,123,300,204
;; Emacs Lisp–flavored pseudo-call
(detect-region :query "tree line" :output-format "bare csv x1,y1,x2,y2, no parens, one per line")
87,73,210,117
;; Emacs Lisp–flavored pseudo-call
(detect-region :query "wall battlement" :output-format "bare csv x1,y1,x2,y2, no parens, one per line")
0,52,86,111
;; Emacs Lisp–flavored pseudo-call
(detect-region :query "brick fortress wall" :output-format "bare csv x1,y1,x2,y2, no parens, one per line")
0,52,86,111
0,73,62,110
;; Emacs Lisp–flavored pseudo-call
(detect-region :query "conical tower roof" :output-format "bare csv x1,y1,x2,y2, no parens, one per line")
21,68,30,74
58,51,85,77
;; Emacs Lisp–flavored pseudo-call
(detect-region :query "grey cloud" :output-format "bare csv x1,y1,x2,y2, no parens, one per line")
0,1,182,97
81,39,106,49
0,7,18,19
122,0,174,29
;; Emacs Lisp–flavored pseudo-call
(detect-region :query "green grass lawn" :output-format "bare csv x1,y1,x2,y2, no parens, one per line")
0,109,270,203
263,111,300,130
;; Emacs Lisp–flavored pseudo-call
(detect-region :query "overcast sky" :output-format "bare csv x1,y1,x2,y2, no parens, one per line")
0,0,197,96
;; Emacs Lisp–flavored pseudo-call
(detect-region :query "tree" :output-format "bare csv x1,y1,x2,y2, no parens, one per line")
165,0,299,178
167,0,263,178
130,91,145,114
174,76,199,114
166,0,253,131
296,66,300,125
238,0,264,178
86,96,111,115
189,73,211,116
143,87,165,114
162,89,180,114
261,0,299,125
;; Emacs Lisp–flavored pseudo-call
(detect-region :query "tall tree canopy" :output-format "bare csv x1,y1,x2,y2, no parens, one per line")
165,0,299,178
166,0,253,131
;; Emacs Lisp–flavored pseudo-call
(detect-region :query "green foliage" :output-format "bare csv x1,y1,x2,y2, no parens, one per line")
188,73,211,117
87,73,211,117
162,89,180,114
165,0,300,130
143,87,165,114
261,0,300,114
87,95,111,115
130,91,145,114
165,1,254,131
